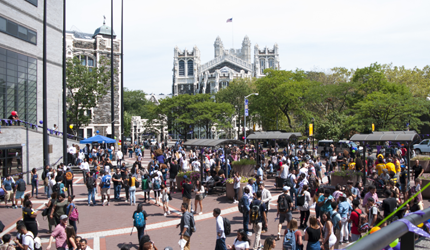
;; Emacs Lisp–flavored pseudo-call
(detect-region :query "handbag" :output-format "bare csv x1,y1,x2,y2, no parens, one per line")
42,208,50,217
69,206,79,221
168,193,172,201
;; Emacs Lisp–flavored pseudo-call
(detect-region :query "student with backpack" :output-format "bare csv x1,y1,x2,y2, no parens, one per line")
132,203,148,243
213,208,227,250
298,185,311,229
249,191,266,250
348,199,362,242
100,170,112,206
15,175,26,208
330,202,342,249
152,173,162,206
276,186,293,240
128,174,137,206
85,171,97,206
64,168,74,196
112,168,122,201
283,218,303,250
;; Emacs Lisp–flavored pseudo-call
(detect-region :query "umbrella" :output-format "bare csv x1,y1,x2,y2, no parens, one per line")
80,135,116,144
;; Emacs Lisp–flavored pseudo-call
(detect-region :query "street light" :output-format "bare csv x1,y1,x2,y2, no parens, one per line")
244,93,258,144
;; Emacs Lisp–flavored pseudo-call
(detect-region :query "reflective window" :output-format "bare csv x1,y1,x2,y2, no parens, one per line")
81,57,86,66
0,48,37,126
0,146,23,177
0,16,37,45
187,60,193,76
25,0,38,6
269,59,274,69
88,57,94,67
179,61,185,76
260,59,265,74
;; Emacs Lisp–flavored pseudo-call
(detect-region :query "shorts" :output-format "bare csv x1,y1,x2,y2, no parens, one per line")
101,188,110,195
5,190,14,200
195,194,203,201
170,177,176,183
400,184,409,192
279,212,292,224
15,191,25,199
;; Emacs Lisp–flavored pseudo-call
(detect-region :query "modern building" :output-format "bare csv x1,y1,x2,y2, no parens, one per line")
65,20,122,140
172,36,280,95
0,0,80,178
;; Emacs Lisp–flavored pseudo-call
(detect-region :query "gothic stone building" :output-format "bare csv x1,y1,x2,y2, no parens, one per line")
172,36,280,96
66,23,122,140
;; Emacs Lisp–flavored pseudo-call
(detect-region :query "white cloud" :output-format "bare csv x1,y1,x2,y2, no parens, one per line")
67,0,430,94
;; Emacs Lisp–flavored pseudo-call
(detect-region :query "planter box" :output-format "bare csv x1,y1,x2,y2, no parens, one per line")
330,174,362,186
176,176,184,191
421,178,430,199
226,182,247,201
421,161,430,173
232,165,255,177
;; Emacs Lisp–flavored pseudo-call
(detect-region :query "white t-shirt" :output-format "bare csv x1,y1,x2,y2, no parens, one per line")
104,165,110,174
233,239,250,250
234,176,241,189
116,151,123,159
192,161,201,172
299,167,308,177
22,231,35,250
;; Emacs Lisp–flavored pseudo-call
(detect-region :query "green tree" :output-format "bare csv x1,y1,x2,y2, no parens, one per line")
123,88,150,117
66,57,111,132
190,101,234,138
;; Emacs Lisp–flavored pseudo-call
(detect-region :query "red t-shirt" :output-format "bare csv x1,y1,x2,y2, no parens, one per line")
350,208,362,235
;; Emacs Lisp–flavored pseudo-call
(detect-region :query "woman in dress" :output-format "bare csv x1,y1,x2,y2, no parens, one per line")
161,183,170,216
305,216,322,250
227,229,250,250
320,212,337,250
194,180,204,215
66,225,78,250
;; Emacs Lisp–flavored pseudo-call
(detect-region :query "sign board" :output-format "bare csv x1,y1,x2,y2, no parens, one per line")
245,99,249,116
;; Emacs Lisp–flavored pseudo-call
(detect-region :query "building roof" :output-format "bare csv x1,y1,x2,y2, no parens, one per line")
183,139,244,147
66,30,94,40
145,93,172,105
247,131,302,140
93,24,116,38
349,131,421,143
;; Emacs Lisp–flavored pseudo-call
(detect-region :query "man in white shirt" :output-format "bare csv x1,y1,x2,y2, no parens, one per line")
16,224,34,250
259,182,272,233
213,208,226,250
69,144,77,165
80,238,93,250
80,159,90,183
192,160,200,172
116,150,123,167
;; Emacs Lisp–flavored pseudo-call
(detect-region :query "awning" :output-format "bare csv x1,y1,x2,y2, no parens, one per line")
183,139,244,147
246,131,302,140
80,135,116,144
349,131,421,143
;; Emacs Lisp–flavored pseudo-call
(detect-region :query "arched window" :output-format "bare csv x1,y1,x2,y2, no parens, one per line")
269,59,274,69
187,60,193,76
179,60,185,76
260,59,265,74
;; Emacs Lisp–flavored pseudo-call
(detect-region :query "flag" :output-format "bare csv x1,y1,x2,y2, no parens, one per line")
226,18,233,23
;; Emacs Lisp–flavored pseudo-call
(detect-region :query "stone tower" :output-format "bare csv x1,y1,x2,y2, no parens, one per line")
214,36,224,58
241,36,251,63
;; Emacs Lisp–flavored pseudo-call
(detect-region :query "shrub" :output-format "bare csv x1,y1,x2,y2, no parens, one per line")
330,169,363,177
226,176,256,184
411,156,430,161
177,171,200,180
231,158,256,166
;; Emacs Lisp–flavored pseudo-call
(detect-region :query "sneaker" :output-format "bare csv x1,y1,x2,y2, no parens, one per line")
261,229,267,233
276,234,280,240
164,213,167,216
125,200,128,202
247,232,252,236
168,211,171,215
198,212,202,215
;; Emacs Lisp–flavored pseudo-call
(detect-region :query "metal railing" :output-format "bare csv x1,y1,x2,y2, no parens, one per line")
1,119,83,141
348,207,430,250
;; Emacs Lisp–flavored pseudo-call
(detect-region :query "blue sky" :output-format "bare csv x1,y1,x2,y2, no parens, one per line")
67,0,430,95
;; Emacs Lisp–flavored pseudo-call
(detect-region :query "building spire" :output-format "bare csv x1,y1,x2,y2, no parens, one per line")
103,15,106,25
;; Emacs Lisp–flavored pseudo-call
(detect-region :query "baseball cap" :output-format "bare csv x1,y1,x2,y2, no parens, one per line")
183,175,187,179
401,165,406,168
283,186,290,191
60,215,68,220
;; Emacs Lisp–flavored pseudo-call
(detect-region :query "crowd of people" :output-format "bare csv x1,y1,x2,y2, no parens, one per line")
0,139,427,250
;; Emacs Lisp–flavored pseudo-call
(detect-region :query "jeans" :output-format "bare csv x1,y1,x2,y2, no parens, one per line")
31,180,38,196
82,170,88,184
117,159,122,167
66,180,74,196
290,187,297,209
137,226,145,242
45,185,50,198
129,186,136,205
88,188,96,205
215,238,227,250
114,184,121,200
253,222,263,249
129,152,133,158
125,186,130,201
243,212,250,233
69,219,77,233
234,188,239,201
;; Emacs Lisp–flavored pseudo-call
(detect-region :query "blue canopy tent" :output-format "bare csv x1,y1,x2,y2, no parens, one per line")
80,135,116,144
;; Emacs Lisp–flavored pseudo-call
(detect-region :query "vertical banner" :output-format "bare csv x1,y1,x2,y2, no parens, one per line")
245,99,249,116
372,123,375,132
309,123,313,136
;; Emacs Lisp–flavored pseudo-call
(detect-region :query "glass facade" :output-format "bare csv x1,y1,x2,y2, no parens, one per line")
0,16,37,45
0,146,23,177
0,47,37,126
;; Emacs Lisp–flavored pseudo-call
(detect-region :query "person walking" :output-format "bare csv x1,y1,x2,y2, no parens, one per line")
194,180,204,215
249,191,266,250
213,208,226,250
15,223,34,250
132,203,148,243
15,174,26,208
66,225,78,250
50,193,69,225
338,193,352,243
85,172,96,206
142,174,151,203
161,184,170,216
47,214,68,250
283,218,303,250
101,170,112,206
241,187,251,236
64,168,74,196
181,176,193,213
22,200,38,237
45,193,57,233
298,184,311,229
66,195,78,233
80,159,90,184
276,186,293,240
259,182,272,233
349,199,362,242
116,149,123,168
129,174,137,206
226,229,250,250
304,216,322,250
30,168,39,198
176,203,194,250
112,168,122,201
2,174,16,208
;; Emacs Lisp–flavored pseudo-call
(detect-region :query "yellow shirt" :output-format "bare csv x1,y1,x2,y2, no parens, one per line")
130,177,136,187
348,162,356,170
394,160,401,173
385,162,396,174
376,163,386,176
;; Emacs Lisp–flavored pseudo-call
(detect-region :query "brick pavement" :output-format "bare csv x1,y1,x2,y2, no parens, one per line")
1,150,429,249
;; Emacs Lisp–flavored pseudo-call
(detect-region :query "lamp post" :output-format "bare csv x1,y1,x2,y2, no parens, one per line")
62,0,67,165
110,0,115,140
312,117,315,155
244,93,258,144
43,0,49,167
120,0,124,153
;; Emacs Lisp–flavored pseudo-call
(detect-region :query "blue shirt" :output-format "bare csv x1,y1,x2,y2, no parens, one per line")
338,201,352,218
257,167,263,177
318,195,334,213
331,211,342,230
102,175,112,188
3,179,13,191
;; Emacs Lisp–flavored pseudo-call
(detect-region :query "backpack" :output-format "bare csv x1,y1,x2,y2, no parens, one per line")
308,173,317,190
297,193,305,207
133,211,145,228
278,194,289,212
17,179,26,192
283,229,297,250
69,205,79,221
101,176,111,187
25,234,42,250
238,196,245,213
142,178,149,190
223,217,231,236
52,183,61,194
285,174,293,188
153,178,161,189
250,200,262,223
65,171,73,181
135,178,140,188
331,212,340,230
86,177,95,190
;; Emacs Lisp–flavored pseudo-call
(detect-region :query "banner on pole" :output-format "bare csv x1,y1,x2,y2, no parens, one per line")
309,124,313,136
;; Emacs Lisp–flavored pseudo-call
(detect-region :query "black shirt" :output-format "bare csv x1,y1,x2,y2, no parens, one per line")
23,207,36,222
399,170,408,184
307,227,322,243
170,164,178,178
112,173,122,185
182,182,193,199
277,194,293,212
382,197,397,217
413,165,423,179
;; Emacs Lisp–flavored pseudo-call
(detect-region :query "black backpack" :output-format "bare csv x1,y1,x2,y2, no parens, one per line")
17,179,26,192
52,183,61,194
250,200,262,223
238,196,245,213
86,177,95,190
223,217,231,236
285,174,293,188
278,194,289,212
